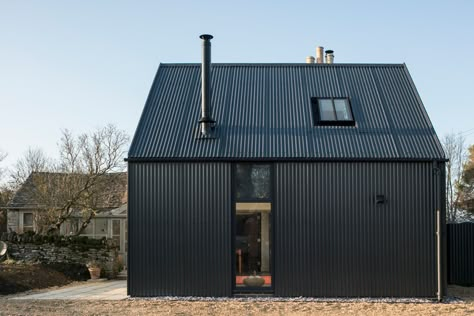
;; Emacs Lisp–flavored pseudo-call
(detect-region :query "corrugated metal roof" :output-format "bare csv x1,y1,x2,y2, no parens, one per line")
128,63,445,160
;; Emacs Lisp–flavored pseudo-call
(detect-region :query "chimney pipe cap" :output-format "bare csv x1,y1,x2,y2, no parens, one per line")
325,50,334,54
199,34,214,40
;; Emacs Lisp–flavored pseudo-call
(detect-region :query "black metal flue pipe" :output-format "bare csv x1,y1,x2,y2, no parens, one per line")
199,34,214,135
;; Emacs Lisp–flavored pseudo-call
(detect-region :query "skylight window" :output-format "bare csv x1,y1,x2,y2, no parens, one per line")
311,98,355,126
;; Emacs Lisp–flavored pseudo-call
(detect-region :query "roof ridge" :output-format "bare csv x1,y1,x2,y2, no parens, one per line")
159,63,406,67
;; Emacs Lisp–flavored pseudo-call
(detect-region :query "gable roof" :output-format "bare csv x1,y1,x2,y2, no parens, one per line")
8,172,127,209
128,63,445,161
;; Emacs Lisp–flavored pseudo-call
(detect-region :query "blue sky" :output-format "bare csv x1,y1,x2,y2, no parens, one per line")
0,1,473,170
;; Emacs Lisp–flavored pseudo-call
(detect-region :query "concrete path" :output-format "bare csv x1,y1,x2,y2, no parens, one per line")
10,280,127,300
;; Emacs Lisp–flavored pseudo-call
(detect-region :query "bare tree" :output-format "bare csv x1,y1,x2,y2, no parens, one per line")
0,150,7,181
10,148,52,189
0,185,14,232
7,124,128,235
442,133,468,222
0,151,12,232
458,145,474,214
33,124,129,234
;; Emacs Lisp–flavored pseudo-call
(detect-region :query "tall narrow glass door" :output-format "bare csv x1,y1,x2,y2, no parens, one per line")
235,202,272,289
234,164,272,290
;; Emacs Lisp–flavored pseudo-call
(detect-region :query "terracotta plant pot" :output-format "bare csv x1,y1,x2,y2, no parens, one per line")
88,267,101,280
243,276,265,287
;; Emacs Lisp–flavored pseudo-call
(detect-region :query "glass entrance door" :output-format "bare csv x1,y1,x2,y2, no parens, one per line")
234,164,272,291
112,219,127,268
235,202,272,289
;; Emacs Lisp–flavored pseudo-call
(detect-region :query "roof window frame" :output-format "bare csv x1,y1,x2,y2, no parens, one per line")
311,97,356,127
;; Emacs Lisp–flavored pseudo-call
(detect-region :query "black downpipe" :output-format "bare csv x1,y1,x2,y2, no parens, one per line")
433,161,443,301
199,34,215,136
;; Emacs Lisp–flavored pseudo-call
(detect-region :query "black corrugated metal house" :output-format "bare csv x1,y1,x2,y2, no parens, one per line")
127,35,446,298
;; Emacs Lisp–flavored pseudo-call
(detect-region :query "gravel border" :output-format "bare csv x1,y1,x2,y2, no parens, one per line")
128,295,465,304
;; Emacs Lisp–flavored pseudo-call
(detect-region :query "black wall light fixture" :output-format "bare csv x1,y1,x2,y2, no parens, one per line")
376,194,386,205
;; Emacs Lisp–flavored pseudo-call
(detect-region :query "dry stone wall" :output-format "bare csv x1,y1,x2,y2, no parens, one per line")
1,232,120,278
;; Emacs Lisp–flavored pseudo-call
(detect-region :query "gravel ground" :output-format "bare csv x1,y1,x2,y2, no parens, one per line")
0,285,473,316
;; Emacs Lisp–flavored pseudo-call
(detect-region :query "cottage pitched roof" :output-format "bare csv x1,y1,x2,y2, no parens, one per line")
128,63,445,161
8,172,127,209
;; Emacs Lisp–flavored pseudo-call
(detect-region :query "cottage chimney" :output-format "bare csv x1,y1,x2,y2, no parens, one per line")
306,56,315,64
316,46,324,64
325,50,334,64
199,34,215,136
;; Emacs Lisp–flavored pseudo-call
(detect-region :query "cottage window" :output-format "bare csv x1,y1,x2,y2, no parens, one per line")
62,218,80,235
79,218,108,238
312,97,355,126
94,218,108,237
82,221,94,235
22,213,34,232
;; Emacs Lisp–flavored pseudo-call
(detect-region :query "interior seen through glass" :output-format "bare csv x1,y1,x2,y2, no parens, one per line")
235,202,272,288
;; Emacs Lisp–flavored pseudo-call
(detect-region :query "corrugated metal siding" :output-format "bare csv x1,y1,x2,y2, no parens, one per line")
128,162,232,297
274,162,438,297
447,223,474,285
128,64,445,160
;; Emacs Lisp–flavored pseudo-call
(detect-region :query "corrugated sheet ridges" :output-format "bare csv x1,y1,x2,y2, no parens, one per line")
447,223,474,285
274,162,437,297
128,163,232,296
128,64,445,160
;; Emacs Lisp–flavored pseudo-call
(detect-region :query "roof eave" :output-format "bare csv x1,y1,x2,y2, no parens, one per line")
126,157,448,163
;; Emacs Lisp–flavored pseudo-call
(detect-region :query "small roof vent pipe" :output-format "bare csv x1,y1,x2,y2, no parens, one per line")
199,34,215,136
325,50,334,64
306,56,315,64
316,46,324,64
